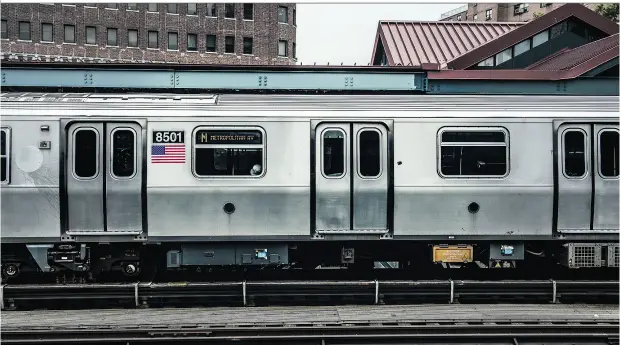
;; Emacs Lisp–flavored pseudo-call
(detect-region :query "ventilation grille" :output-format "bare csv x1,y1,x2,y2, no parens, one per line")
567,244,602,268
608,245,619,268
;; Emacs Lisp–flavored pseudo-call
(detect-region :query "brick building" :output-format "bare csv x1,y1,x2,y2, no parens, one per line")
0,3,297,65
440,3,599,22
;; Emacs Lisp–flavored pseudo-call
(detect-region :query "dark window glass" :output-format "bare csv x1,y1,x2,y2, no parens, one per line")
441,146,507,176
148,3,158,12
442,131,505,142
243,3,253,20
187,3,197,15
127,3,137,10
1,130,6,156
225,36,234,53
74,129,98,179
106,3,117,9
243,37,252,54
563,130,586,178
485,9,492,20
1,157,6,182
128,29,138,47
168,3,177,13
293,42,296,59
112,129,135,178
195,148,262,176
107,28,117,46
359,130,381,177
225,3,234,18
278,6,288,23
1,20,7,39
278,40,287,57
86,26,96,45
41,23,53,42
64,24,75,43
206,34,216,52
19,21,31,40
206,3,216,16
187,33,197,51
323,130,345,177
600,130,619,178
148,31,158,48
168,31,178,50
293,9,296,25
1,129,6,183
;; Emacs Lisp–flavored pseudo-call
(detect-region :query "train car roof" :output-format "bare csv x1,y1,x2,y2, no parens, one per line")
1,92,619,115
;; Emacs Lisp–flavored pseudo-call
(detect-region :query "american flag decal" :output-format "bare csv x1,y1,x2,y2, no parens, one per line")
151,144,186,164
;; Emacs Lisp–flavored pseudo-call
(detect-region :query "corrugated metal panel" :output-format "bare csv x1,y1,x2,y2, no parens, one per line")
527,33,619,71
378,21,523,68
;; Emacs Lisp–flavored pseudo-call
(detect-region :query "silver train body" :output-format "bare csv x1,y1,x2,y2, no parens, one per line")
1,93,618,276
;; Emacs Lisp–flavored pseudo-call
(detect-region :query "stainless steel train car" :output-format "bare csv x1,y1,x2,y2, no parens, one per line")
1,93,618,280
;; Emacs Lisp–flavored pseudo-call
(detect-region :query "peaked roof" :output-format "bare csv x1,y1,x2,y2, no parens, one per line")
447,3,620,70
371,21,523,68
526,33,619,71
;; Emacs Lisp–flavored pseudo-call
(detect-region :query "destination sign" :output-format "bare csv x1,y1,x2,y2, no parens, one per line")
195,130,262,144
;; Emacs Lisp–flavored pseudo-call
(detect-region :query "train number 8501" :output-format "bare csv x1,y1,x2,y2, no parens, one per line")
153,131,185,144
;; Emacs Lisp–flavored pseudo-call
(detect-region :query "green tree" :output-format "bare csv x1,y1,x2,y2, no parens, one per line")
595,3,619,22
533,12,544,19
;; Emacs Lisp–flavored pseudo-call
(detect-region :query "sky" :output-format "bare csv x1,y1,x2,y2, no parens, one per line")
295,3,466,65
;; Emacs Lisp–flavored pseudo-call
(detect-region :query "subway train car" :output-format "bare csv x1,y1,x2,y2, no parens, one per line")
0,93,618,280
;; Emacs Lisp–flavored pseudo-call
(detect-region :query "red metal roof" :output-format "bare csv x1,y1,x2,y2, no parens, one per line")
526,33,619,71
372,21,523,68
447,3,620,70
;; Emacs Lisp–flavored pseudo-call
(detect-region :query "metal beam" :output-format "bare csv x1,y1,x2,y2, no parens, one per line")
1,67,425,92
427,77,620,96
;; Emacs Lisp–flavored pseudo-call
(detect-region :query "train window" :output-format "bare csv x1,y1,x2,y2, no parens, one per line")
599,129,619,178
439,128,509,177
563,129,586,178
358,129,381,178
1,128,9,184
323,129,345,178
193,128,265,177
73,128,99,179
111,128,136,178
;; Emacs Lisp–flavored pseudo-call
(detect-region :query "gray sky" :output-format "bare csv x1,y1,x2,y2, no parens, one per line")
295,3,466,65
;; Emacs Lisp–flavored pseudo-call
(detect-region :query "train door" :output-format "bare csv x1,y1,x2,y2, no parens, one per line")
66,122,143,235
592,124,619,231
314,122,389,234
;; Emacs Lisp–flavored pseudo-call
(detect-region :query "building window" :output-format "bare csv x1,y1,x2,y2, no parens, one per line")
148,3,157,12
358,129,382,178
18,21,31,41
127,3,137,10
86,26,96,45
41,23,53,42
477,56,494,67
599,129,619,178
322,129,345,178
293,9,296,25
111,129,136,179
457,14,462,21
187,3,197,15
193,128,265,177
225,4,234,18
563,129,587,178
473,14,478,21
206,34,216,52
243,37,252,54
107,28,117,46
278,6,288,23
64,24,75,43
1,128,10,184
225,36,234,53
106,3,117,9
541,3,551,8
243,3,253,20
514,3,528,15
206,3,216,17
495,47,512,65
187,33,197,51
485,9,492,20
439,128,509,177
168,32,178,50
278,40,287,57
73,128,99,179
513,39,530,57
532,30,549,48
168,3,177,14
148,31,158,48
128,29,138,47
1,20,7,39
293,42,296,59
